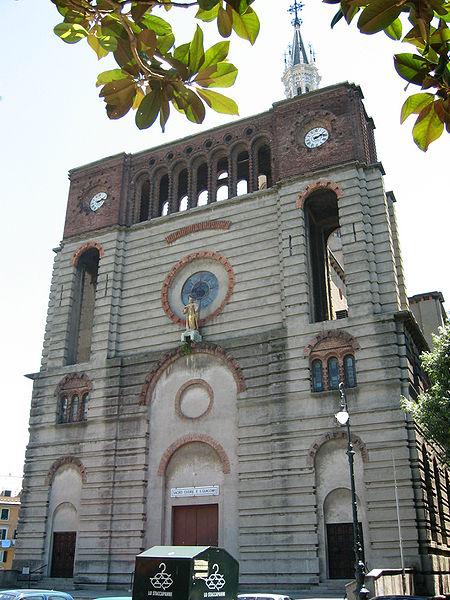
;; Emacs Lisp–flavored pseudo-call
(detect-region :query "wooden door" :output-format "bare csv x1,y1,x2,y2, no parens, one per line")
51,531,76,577
172,504,218,546
327,522,364,579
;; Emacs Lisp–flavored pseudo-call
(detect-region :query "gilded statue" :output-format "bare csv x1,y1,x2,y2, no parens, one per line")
183,296,199,331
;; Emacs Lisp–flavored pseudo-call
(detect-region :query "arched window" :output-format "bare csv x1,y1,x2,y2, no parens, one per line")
71,395,79,421
196,162,208,207
344,355,357,388
138,178,150,222
236,150,249,196
179,196,188,211
68,248,100,365
82,393,89,420
56,374,91,425
327,357,339,390
176,168,188,212
158,173,169,216
304,191,347,323
216,157,229,201
256,143,272,189
312,360,324,392
59,396,69,423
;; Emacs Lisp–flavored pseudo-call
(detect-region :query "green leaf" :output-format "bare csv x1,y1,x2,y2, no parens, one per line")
231,6,260,44
87,34,109,59
96,69,130,87
203,41,230,69
394,53,430,84
197,87,239,114
217,6,233,37
184,90,206,123
157,32,175,54
357,0,403,34
412,101,445,150
54,22,88,44
189,25,205,74
195,61,238,87
331,8,344,28
174,42,190,65
100,78,136,120
140,14,173,36
131,1,153,22
401,92,434,122
97,34,118,52
384,17,402,40
135,89,162,129
196,5,220,22
198,0,221,8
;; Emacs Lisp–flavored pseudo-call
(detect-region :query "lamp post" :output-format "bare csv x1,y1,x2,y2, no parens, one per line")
335,382,369,600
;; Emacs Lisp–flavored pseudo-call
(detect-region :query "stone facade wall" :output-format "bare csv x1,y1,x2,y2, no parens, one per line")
15,84,449,594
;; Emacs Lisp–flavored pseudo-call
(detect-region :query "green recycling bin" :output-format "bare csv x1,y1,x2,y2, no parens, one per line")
132,546,239,600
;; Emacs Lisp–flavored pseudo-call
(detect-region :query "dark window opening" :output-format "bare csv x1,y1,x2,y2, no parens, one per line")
196,162,208,206
58,392,89,424
236,150,250,196
312,359,324,392
158,173,169,216
257,144,272,189
328,357,339,390
304,192,347,323
344,355,357,388
216,157,229,201
68,248,99,365
138,178,150,222
177,168,189,211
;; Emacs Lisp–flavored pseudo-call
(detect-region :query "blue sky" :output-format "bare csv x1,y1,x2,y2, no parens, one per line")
0,0,448,493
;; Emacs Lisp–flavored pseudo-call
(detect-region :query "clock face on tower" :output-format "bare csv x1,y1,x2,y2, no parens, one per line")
304,126,329,148
89,191,107,212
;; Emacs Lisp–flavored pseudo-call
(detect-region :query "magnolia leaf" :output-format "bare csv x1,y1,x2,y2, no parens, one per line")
197,87,239,114
394,53,430,84
98,34,118,52
231,6,260,44
87,34,109,59
157,32,175,54
138,29,157,57
100,77,136,103
401,92,434,122
203,41,230,69
135,89,162,129
131,1,153,22
174,42,190,65
160,98,171,132
195,61,238,88
96,68,130,87
413,101,444,150
357,0,403,34
331,8,344,28
198,0,221,8
196,5,220,22
54,22,88,43
132,88,145,110
184,89,206,123
384,17,402,40
341,0,361,24
188,25,205,74
140,14,173,36
217,6,233,37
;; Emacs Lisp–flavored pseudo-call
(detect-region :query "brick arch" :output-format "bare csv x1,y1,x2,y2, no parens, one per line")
55,372,92,396
307,431,369,467
71,241,104,267
296,180,344,209
304,330,359,358
45,456,87,485
138,342,246,406
157,434,230,475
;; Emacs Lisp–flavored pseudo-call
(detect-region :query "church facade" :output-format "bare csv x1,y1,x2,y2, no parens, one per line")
14,52,450,594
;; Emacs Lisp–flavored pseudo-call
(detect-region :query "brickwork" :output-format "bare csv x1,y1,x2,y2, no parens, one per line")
165,220,232,245
157,433,231,475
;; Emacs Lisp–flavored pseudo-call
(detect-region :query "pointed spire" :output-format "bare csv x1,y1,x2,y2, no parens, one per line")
282,0,321,98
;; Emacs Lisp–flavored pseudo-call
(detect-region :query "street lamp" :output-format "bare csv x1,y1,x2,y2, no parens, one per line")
335,382,369,600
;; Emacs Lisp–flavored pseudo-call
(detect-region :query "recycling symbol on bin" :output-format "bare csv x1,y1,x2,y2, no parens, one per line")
205,564,226,591
149,563,174,590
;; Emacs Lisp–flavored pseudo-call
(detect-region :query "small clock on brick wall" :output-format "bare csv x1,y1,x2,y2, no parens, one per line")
78,190,108,215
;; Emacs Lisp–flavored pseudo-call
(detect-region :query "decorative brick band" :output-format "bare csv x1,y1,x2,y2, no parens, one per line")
165,220,232,245
296,180,344,209
157,434,230,475
161,250,235,326
175,379,214,420
71,241,104,266
307,431,369,467
304,330,359,357
139,342,246,405
45,455,87,485
55,372,92,396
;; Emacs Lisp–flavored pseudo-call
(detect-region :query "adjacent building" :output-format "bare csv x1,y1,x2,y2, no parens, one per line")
0,491,20,571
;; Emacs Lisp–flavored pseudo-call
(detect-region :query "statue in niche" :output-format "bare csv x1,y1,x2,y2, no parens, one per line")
183,296,199,331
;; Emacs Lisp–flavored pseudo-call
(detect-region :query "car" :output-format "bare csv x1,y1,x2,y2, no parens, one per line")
372,596,430,600
0,592,74,600
238,594,293,600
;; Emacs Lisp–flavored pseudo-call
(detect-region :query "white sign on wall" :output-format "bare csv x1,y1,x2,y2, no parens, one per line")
170,485,219,498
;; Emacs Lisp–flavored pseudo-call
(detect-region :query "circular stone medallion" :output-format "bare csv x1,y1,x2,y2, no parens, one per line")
176,380,213,420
